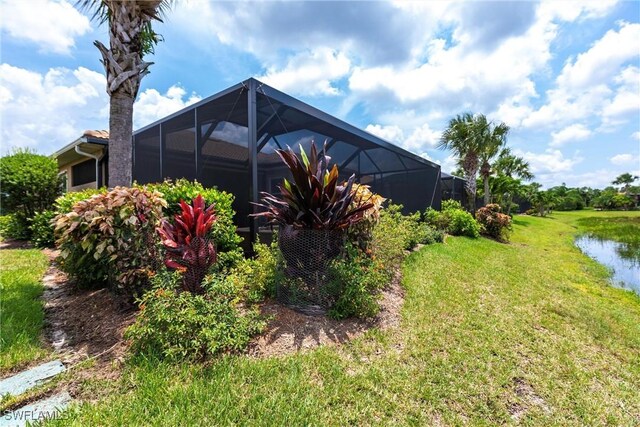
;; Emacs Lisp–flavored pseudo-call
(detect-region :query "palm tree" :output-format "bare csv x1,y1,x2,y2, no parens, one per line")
78,1,171,187
612,172,639,194
438,113,482,212
492,148,534,215
477,117,509,206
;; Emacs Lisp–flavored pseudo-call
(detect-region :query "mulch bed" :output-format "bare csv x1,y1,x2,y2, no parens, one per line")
41,249,135,380
248,270,404,357
38,250,405,368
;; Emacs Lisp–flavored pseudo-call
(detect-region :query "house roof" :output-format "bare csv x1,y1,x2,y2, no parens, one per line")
53,130,108,168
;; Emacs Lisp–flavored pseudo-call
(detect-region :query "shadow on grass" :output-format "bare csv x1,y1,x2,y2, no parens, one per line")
512,218,530,227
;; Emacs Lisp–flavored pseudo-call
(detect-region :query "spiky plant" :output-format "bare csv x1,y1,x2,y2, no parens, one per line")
253,142,373,230
157,195,217,294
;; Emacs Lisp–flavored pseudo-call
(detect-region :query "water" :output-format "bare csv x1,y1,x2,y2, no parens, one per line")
574,235,640,295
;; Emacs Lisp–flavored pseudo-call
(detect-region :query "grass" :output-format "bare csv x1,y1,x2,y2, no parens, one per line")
0,249,49,374
49,212,640,426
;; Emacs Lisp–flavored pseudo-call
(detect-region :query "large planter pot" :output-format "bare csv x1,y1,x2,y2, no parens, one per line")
277,225,345,314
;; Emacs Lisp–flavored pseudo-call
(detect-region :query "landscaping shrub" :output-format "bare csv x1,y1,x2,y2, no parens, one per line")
447,209,481,238
144,179,243,269
55,188,105,214
347,184,386,251
29,210,57,247
370,205,410,274
55,187,166,297
417,224,445,245
476,204,512,242
0,148,60,220
0,214,30,241
424,200,480,238
225,238,284,304
157,196,218,294
125,271,265,362
327,243,385,319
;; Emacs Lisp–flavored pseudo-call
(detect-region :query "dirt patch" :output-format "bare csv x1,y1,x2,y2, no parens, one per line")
41,249,135,381
508,377,551,421
249,270,404,357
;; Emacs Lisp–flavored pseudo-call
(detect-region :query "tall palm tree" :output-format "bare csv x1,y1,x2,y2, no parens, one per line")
477,117,509,206
78,1,170,187
438,113,481,212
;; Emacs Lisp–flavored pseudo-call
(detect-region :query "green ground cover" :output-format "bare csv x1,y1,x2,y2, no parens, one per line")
553,209,640,248
0,249,49,373
51,213,640,425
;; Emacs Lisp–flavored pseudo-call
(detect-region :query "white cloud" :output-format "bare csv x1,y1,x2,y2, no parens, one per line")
133,86,202,129
515,148,583,174
632,131,640,141
524,22,640,131
0,0,91,55
0,64,107,153
257,48,351,97
550,124,592,146
0,63,202,154
610,153,639,166
365,122,440,155
556,22,640,91
365,124,404,144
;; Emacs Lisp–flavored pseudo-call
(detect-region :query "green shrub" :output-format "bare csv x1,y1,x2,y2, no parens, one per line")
417,224,445,245
476,204,512,242
0,213,30,241
125,271,265,362
0,148,60,219
327,243,385,320
225,238,283,304
441,199,464,211
447,209,481,238
29,210,56,247
144,179,243,269
55,187,166,297
54,188,105,214
425,202,479,238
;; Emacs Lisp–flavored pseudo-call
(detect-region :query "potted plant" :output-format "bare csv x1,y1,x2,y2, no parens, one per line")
253,142,372,312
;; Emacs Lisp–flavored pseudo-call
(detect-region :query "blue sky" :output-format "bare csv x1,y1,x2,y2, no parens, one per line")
1,0,638,188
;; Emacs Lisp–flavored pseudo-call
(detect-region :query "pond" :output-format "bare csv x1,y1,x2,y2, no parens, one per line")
574,235,640,295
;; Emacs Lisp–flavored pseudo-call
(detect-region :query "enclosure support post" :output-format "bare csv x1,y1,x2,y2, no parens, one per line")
248,79,259,247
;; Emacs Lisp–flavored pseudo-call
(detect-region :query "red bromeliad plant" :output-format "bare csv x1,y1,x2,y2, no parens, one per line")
252,142,374,230
157,195,217,293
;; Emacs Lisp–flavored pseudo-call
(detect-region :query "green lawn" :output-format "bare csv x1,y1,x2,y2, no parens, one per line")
0,249,50,373
53,212,640,426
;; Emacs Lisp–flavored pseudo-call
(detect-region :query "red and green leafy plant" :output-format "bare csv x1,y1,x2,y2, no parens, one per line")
55,187,166,297
157,195,218,294
252,142,374,230
476,203,512,242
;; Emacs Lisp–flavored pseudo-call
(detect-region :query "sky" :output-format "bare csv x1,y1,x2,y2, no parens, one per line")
0,0,639,189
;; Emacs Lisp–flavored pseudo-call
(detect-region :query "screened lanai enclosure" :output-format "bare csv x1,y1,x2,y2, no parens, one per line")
441,173,467,206
133,78,442,243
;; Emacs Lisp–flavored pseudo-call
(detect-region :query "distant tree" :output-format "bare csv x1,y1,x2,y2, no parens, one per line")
492,148,534,215
612,173,639,194
78,0,171,187
477,118,509,206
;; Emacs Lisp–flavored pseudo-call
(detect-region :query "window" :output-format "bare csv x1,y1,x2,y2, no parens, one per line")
71,159,95,186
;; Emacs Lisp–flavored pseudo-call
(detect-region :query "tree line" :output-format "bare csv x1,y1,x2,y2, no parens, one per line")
438,113,638,215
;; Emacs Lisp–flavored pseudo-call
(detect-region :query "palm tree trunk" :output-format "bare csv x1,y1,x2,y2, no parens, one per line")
108,91,134,187
464,169,478,213
483,176,490,206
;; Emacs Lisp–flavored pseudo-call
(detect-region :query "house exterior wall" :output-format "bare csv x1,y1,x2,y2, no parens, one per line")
58,157,105,192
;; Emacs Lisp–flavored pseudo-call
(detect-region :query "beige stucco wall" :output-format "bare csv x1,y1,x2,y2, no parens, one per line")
58,157,101,192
